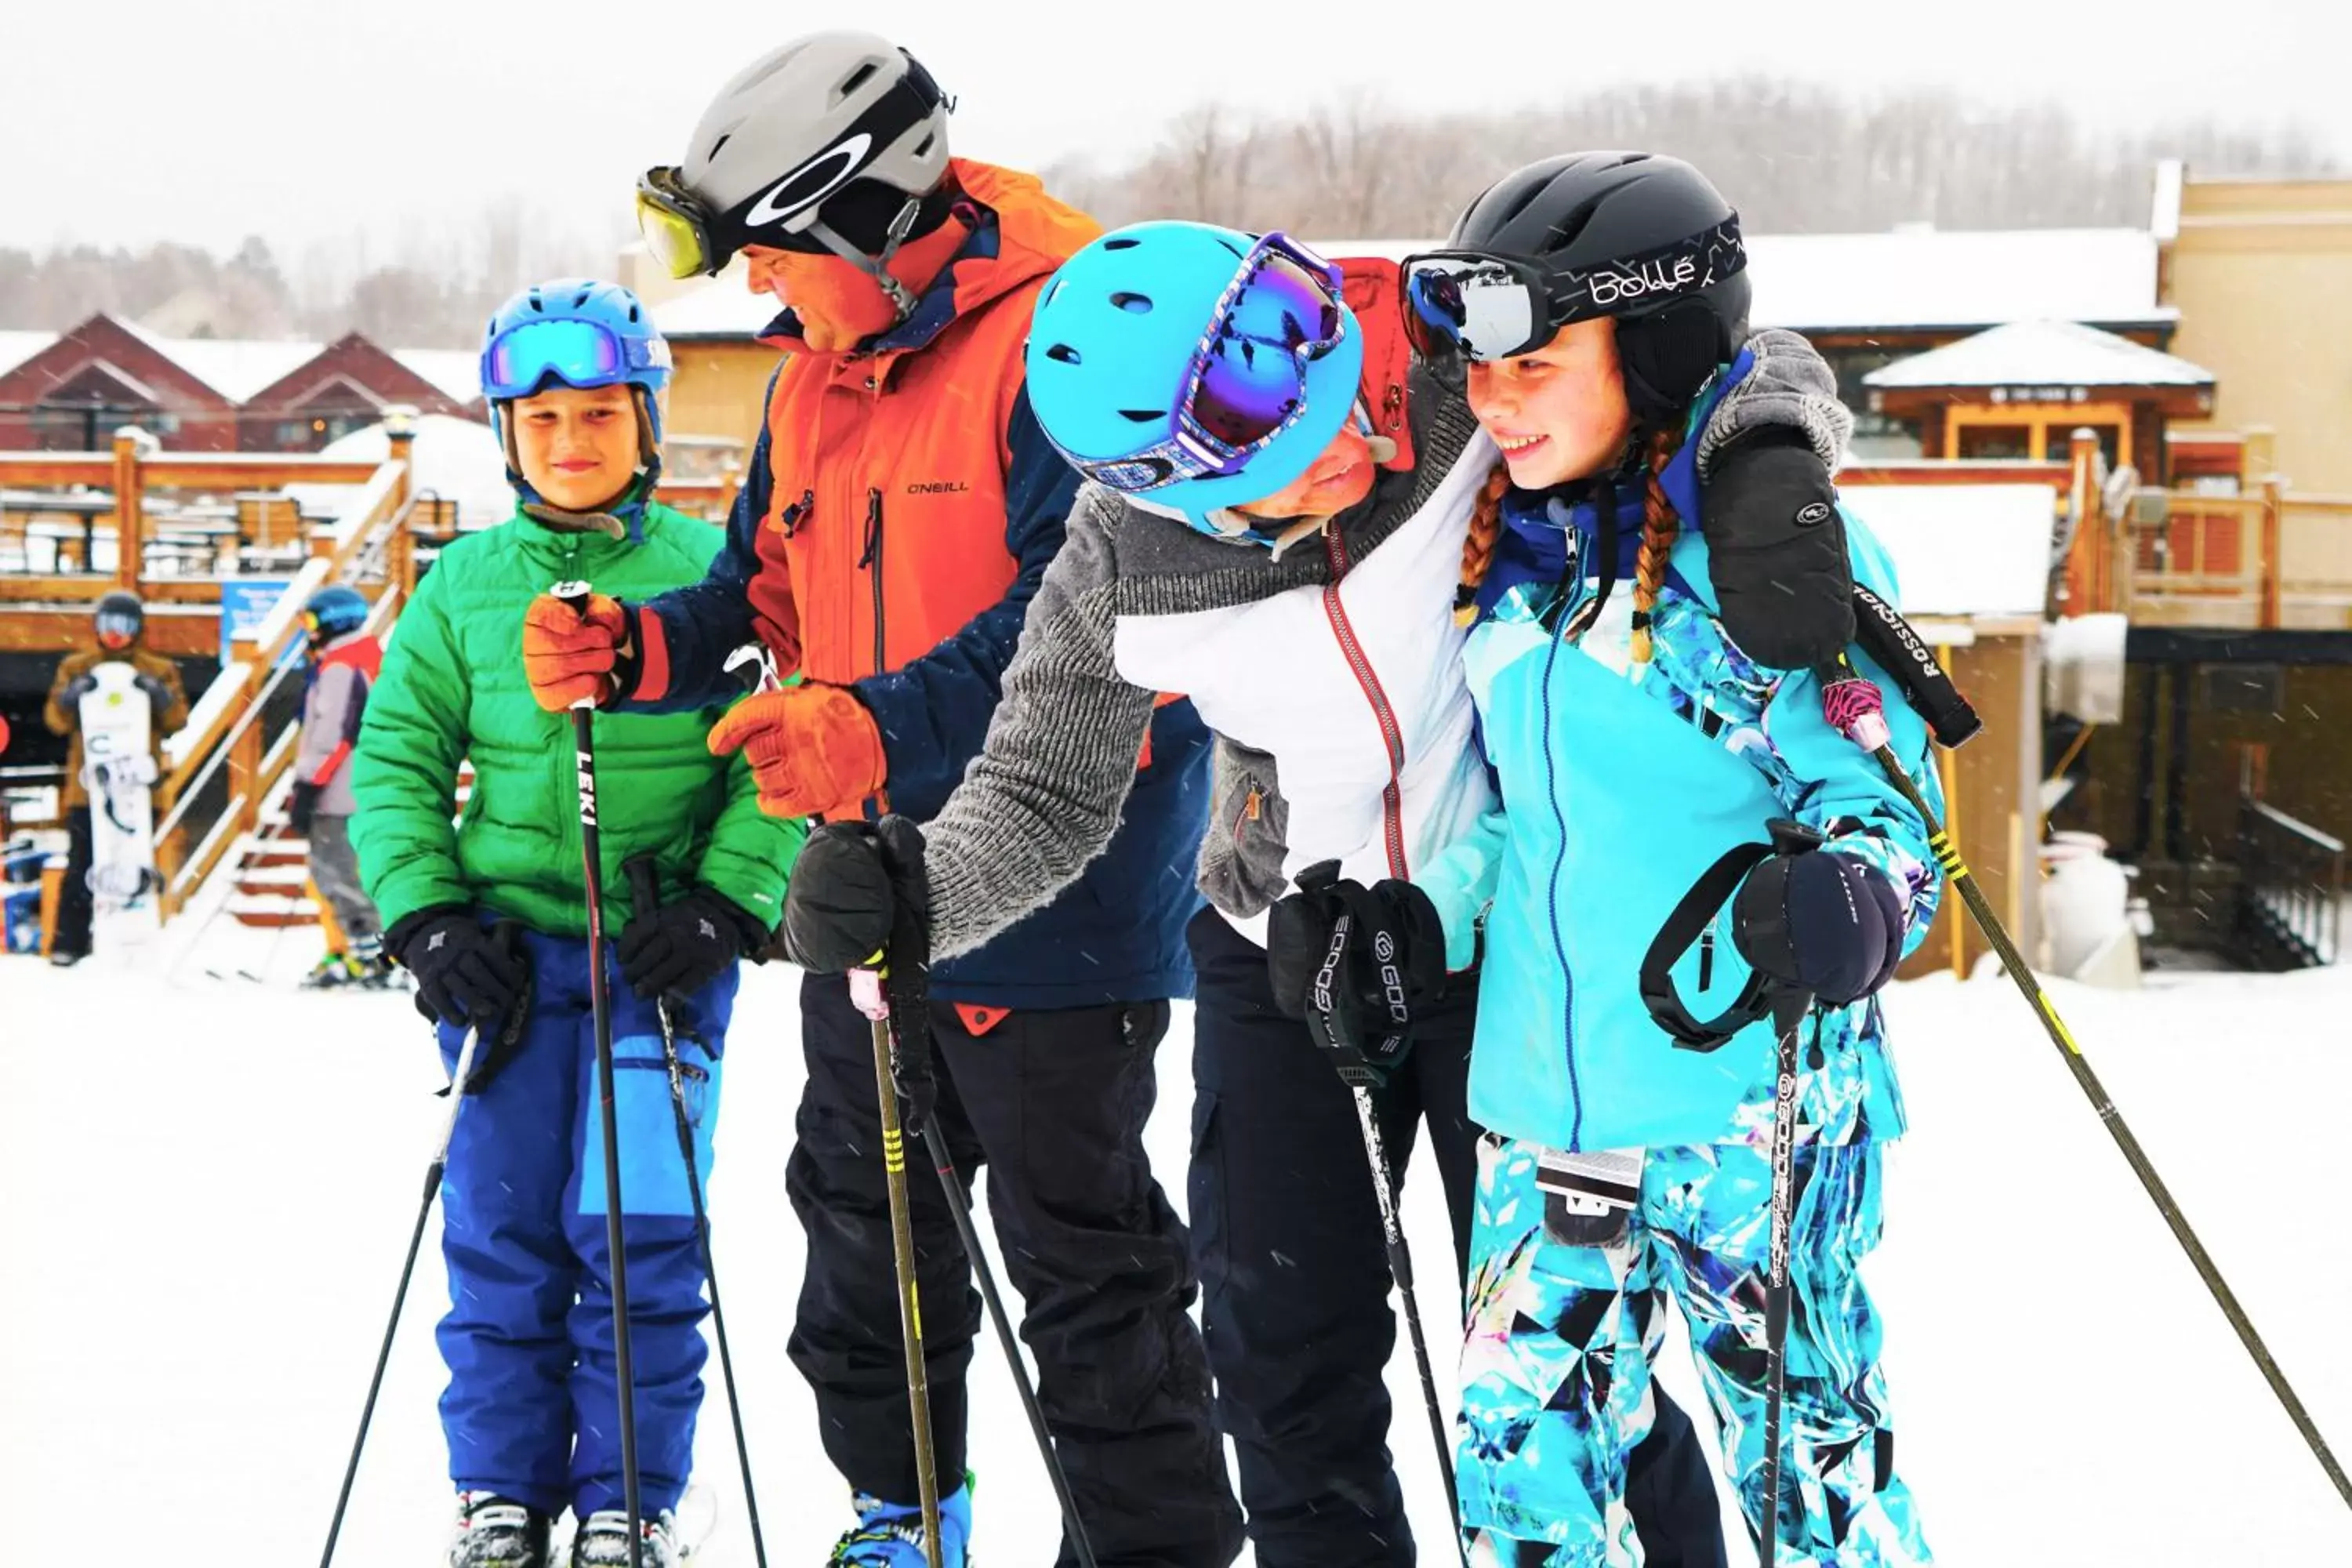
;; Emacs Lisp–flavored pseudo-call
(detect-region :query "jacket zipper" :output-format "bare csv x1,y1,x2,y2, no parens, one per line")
1320,530,1409,880
861,486,886,677
781,488,814,537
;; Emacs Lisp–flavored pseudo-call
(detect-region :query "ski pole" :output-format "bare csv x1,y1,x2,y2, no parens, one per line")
624,858,768,1568
1815,657,2352,1512
556,581,646,1568
1348,1084,1465,1563
1755,988,1815,1568
848,959,946,1568
921,1126,1098,1568
319,974,524,1566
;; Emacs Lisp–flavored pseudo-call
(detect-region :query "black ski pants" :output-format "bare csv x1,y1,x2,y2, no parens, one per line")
1186,909,1727,1568
787,972,1244,1568
52,806,93,958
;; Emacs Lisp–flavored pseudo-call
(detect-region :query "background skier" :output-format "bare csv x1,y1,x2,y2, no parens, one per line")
289,582,388,988
41,590,185,966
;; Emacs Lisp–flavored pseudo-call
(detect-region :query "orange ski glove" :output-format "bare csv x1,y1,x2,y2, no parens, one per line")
706,683,887,820
522,592,636,712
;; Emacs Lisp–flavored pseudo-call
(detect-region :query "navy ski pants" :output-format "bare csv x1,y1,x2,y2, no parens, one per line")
1186,909,1727,1568
434,926,736,1519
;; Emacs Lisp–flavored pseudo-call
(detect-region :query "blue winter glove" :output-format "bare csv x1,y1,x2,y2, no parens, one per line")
1731,850,1904,1006
57,673,97,710
133,672,174,711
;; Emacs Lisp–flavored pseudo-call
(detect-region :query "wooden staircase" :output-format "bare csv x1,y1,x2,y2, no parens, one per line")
216,765,473,929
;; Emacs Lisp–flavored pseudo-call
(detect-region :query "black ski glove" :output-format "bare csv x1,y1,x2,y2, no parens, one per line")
782,817,937,1129
287,779,320,834
616,884,767,1003
1266,860,1447,1087
1700,428,1857,672
133,671,174,711
781,816,930,976
57,673,97,710
387,908,533,1033
1732,849,1904,1007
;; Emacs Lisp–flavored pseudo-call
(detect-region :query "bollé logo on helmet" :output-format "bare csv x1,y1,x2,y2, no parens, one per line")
744,132,874,227
1588,255,1698,307
1795,501,1834,528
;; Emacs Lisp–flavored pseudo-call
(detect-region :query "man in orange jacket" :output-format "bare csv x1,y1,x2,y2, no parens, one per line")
522,31,1232,1568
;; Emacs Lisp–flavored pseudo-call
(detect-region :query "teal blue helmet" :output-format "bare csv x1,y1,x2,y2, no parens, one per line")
1025,222,1364,542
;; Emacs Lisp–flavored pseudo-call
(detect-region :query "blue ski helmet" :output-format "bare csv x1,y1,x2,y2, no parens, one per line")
303,584,369,642
481,278,673,510
1025,222,1365,541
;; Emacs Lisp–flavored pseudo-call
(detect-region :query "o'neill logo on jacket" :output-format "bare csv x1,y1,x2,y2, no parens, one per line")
906,480,971,495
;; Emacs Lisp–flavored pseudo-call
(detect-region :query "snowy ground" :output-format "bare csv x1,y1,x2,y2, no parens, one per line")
5,912,2350,1565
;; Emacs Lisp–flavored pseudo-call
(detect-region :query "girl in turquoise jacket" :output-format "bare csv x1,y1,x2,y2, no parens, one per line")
1402,157,1944,1566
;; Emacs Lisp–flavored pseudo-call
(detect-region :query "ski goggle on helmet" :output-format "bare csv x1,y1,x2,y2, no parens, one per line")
1401,217,1747,363
481,318,673,403
1051,233,1348,495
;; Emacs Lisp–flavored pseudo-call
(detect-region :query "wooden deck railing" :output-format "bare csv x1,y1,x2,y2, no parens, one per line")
2060,429,2352,631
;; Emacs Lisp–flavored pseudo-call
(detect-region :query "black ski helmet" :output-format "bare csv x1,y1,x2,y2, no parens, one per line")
93,590,143,644
1437,152,1750,419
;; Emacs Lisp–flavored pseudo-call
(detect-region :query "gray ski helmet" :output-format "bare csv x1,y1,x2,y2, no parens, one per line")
1446,152,1750,416
679,31,953,266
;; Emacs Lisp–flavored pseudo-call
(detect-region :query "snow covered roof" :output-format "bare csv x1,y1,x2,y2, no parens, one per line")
1841,484,2056,619
391,348,483,405
648,281,782,340
1308,227,2171,335
285,414,513,527
1864,319,2215,390
1744,229,2168,333
0,328,53,378
116,319,325,402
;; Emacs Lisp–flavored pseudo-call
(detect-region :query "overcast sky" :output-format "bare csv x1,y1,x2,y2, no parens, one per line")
2,0,2339,262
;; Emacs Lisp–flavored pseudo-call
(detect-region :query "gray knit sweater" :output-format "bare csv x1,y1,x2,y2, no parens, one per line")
921,330,1851,959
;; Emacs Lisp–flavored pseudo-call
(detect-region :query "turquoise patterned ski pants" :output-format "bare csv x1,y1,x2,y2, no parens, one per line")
1458,1137,1931,1566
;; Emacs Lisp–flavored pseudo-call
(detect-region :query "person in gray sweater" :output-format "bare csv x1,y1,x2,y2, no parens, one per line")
289,583,388,988
786,220,1857,1566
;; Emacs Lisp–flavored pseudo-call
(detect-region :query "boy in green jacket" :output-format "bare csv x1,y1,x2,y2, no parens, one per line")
350,279,802,1568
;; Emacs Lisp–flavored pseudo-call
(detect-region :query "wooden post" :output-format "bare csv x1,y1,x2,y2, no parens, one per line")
2242,424,2276,485
2067,429,2103,613
386,405,419,593
2259,474,2285,629
228,633,266,843
384,405,419,512
111,426,147,589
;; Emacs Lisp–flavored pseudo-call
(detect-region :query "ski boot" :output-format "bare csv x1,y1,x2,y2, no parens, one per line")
571,1507,681,1566
448,1492,553,1567
828,1483,971,1567
350,933,397,989
301,950,358,989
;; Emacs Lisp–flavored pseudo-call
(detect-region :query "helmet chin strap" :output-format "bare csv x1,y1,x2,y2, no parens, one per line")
806,194,927,321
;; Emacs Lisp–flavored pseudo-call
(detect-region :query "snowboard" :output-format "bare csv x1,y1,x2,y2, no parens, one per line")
77,660,162,958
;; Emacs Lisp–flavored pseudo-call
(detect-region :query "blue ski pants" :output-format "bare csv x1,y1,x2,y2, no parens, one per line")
1458,1137,1931,1567
434,927,736,1519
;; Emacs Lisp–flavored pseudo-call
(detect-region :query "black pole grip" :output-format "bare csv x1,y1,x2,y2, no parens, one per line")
1849,583,1983,750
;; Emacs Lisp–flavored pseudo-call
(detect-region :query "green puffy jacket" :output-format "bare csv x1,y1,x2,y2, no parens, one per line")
350,503,802,938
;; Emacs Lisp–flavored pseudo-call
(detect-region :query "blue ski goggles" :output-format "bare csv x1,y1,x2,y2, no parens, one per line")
480,318,673,401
